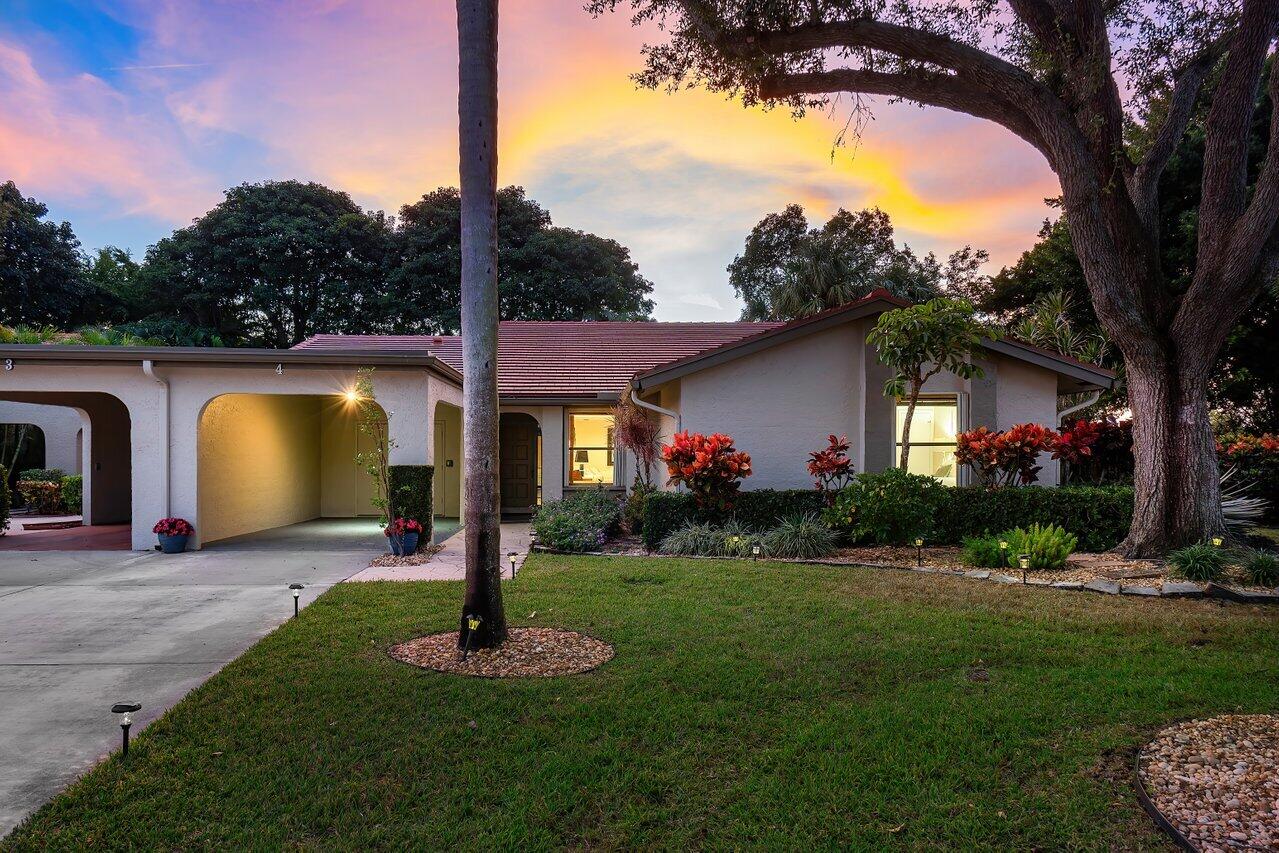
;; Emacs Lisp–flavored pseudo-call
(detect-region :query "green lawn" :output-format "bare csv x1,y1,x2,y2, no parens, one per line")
7,556,1278,850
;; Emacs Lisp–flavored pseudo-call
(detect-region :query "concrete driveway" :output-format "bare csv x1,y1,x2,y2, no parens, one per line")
0,543,373,835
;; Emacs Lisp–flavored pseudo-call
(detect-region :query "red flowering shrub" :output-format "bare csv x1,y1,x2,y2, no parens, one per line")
1217,433,1279,520
956,423,1058,486
153,517,194,537
1055,417,1133,484
662,431,752,512
384,517,425,537
807,434,855,499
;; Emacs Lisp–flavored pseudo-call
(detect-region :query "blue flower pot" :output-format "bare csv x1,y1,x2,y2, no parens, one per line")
157,533,189,554
388,531,419,556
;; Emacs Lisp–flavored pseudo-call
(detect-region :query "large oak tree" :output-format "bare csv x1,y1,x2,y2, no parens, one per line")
596,0,1279,555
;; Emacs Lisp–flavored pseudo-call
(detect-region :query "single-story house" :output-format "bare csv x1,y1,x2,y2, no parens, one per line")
0,291,1114,550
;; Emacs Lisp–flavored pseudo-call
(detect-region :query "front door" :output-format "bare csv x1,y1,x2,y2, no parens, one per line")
499,414,539,516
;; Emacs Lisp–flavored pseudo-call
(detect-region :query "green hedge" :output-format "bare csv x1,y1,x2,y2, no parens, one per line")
934,485,1133,552
642,484,1134,552
642,489,826,550
60,475,83,514
18,468,64,484
389,465,434,544
0,464,9,535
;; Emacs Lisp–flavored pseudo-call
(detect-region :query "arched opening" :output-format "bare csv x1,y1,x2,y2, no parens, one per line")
196,392,388,549
1,423,46,498
433,401,463,541
499,412,541,518
0,394,130,550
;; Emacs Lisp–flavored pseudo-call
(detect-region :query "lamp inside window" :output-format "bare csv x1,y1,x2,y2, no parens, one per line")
567,412,615,485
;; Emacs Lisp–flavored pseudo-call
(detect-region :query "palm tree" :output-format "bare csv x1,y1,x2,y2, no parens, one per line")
456,0,507,648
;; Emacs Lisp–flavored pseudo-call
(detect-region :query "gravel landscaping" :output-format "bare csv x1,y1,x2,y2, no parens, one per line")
389,626,615,677
367,543,444,568
1139,715,1279,851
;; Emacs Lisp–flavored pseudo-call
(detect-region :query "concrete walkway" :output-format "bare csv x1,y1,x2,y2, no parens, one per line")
347,522,532,581
0,544,373,835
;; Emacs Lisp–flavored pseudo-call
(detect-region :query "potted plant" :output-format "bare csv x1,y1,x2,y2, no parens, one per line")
385,517,424,556
153,517,194,554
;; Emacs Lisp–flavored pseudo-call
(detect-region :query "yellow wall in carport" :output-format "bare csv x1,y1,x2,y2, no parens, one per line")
198,394,380,544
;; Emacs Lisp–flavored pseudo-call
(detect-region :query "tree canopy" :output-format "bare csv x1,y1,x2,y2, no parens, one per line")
0,181,94,328
729,204,985,320
389,186,655,334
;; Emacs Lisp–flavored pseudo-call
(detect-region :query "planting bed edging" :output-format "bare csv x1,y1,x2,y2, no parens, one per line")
529,546,1279,605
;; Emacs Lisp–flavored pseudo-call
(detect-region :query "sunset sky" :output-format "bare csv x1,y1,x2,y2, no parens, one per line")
0,0,1062,321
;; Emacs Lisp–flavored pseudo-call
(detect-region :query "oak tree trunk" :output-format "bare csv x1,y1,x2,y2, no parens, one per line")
457,0,507,648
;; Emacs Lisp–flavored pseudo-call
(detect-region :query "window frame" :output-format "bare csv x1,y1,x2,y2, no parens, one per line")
894,393,965,486
563,408,621,489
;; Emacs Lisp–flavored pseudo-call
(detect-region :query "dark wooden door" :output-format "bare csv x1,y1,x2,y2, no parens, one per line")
499,414,538,514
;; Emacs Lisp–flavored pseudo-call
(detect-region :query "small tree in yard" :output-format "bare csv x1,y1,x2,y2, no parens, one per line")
352,368,396,526
612,390,663,489
867,298,994,471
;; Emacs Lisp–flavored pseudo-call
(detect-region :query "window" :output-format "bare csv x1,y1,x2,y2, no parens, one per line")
567,412,616,486
895,397,959,486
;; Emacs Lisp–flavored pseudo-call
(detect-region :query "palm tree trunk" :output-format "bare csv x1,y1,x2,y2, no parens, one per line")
457,0,507,648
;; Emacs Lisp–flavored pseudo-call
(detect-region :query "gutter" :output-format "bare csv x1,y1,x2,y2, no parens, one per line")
629,384,680,434
141,359,170,517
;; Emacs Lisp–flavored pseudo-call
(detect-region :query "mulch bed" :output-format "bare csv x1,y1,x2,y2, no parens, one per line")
389,627,615,678
1139,715,1279,850
368,544,444,568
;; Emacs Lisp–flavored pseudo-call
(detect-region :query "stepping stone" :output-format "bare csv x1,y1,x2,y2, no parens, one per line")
1083,579,1120,595
1161,581,1204,597
1121,585,1160,596
1051,581,1084,590
992,574,1021,584
964,570,991,579
1025,578,1052,586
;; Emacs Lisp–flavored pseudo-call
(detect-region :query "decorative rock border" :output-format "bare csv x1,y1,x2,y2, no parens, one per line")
1137,715,1279,850
530,546,1279,605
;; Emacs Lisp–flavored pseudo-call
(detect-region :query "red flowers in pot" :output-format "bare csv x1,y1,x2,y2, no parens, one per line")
152,517,194,537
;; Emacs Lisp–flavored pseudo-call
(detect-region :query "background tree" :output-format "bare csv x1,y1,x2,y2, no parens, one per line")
729,204,983,320
0,181,93,328
867,298,993,471
457,0,507,649
389,185,655,334
133,180,392,348
595,0,1279,554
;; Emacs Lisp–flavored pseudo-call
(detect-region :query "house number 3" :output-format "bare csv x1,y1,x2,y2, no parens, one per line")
3,359,12,371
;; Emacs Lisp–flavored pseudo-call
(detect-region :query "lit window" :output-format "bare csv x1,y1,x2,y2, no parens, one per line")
895,397,959,486
567,412,615,486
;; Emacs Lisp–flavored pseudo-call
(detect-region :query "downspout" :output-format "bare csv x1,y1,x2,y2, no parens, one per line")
630,382,681,491
142,359,170,518
1057,390,1101,423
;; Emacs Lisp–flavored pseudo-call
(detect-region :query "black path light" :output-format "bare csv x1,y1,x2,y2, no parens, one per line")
1019,554,1031,584
752,543,761,561
112,702,141,758
289,583,304,618
461,614,482,662
508,551,518,580
914,537,924,567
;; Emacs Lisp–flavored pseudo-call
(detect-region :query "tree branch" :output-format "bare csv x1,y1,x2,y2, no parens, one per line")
759,68,1053,162
1198,0,1279,258
1129,36,1231,231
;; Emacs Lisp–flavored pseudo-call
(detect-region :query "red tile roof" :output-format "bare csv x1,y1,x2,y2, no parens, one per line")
295,321,781,400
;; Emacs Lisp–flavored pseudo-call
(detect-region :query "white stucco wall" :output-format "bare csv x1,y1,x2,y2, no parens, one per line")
677,324,864,490
993,357,1062,486
0,401,85,475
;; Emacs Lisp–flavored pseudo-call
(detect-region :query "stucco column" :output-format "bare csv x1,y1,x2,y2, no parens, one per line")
378,371,432,465
539,406,564,503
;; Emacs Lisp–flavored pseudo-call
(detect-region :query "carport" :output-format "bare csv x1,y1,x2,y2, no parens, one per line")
0,346,463,550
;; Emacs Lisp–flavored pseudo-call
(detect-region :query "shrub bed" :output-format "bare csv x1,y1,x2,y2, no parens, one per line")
60,474,83,514
533,490,622,552
17,480,63,515
642,489,825,550
388,465,434,539
0,464,9,534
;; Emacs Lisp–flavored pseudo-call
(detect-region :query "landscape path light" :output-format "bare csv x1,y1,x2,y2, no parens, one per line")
112,702,141,758
508,551,518,580
1211,536,1224,547
1018,554,1030,584
289,583,304,618
752,543,761,561
914,537,924,567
